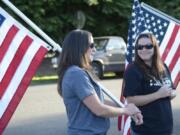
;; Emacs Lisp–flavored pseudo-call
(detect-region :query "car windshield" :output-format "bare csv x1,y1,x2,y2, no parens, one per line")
94,38,108,51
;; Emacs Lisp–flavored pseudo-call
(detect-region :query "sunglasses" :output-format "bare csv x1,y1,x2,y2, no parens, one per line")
136,44,153,50
89,43,94,49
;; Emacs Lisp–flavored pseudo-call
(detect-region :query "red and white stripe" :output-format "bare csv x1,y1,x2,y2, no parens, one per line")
118,81,131,135
122,116,131,135
119,98,131,135
0,7,49,133
160,22,180,87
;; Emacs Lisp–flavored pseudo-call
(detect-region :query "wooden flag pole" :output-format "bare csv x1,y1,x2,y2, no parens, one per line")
2,0,62,53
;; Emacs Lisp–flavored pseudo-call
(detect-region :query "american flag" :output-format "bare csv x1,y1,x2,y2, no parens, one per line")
127,0,180,87
118,0,180,135
0,7,50,133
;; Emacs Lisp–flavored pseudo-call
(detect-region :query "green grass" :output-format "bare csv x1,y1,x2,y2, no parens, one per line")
31,72,116,86
31,75,58,85
32,75,58,81
104,72,116,77
33,72,115,81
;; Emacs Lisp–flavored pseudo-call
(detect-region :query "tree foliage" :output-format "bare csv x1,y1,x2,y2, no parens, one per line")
0,0,179,44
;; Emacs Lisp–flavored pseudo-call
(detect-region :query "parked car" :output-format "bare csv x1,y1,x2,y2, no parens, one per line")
92,36,126,78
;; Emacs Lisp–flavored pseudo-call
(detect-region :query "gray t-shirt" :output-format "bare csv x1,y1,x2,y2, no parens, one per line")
62,66,110,135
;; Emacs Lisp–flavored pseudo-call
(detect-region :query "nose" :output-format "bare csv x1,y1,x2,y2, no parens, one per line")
92,47,96,52
142,47,147,50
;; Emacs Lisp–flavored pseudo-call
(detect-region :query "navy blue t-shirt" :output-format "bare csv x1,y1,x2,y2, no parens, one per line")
123,63,173,135
62,66,110,135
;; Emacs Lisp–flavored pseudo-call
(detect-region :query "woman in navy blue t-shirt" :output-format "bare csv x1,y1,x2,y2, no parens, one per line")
123,32,176,135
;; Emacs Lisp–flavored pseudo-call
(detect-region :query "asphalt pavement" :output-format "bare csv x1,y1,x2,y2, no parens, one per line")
3,78,180,135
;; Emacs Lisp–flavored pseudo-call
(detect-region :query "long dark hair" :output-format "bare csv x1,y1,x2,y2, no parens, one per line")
57,29,92,96
134,32,165,80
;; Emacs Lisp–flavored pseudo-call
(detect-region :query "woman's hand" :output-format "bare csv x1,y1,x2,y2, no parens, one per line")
156,85,172,98
132,112,143,125
123,103,141,116
170,89,176,99
123,103,143,125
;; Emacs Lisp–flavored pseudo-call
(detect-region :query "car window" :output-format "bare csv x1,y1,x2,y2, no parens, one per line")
106,38,123,50
94,39,108,51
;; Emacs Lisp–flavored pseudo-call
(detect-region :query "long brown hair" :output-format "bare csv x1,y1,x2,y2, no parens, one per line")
134,32,165,80
57,29,92,96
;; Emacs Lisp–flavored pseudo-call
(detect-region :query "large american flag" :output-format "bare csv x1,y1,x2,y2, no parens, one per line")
118,0,180,135
0,7,50,133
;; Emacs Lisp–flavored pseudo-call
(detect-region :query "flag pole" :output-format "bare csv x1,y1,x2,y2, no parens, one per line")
2,0,62,53
98,83,125,107
141,2,180,24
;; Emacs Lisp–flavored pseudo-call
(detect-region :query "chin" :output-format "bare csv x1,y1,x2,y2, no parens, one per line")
89,55,93,62
141,58,152,64
140,55,153,61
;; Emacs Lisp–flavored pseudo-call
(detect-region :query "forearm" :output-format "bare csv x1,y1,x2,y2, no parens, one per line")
97,103,142,123
127,85,176,106
104,99,118,107
83,94,125,117
127,92,160,106
83,93,140,118
96,104,125,117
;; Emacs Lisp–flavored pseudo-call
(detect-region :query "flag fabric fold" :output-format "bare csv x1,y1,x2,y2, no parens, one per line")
118,0,180,134
0,7,50,133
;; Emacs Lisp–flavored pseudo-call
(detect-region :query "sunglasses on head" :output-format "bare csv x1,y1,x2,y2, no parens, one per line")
136,44,153,50
89,43,94,49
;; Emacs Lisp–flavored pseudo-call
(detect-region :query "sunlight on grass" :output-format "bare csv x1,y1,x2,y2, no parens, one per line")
104,72,116,77
33,75,58,81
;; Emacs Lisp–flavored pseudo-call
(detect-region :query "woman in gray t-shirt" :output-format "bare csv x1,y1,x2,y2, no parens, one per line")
57,29,143,135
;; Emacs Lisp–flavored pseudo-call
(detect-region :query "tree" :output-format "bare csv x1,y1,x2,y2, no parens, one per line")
0,0,179,44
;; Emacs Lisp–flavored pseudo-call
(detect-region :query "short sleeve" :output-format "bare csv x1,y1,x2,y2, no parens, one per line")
71,69,95,100
123,65,143,97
